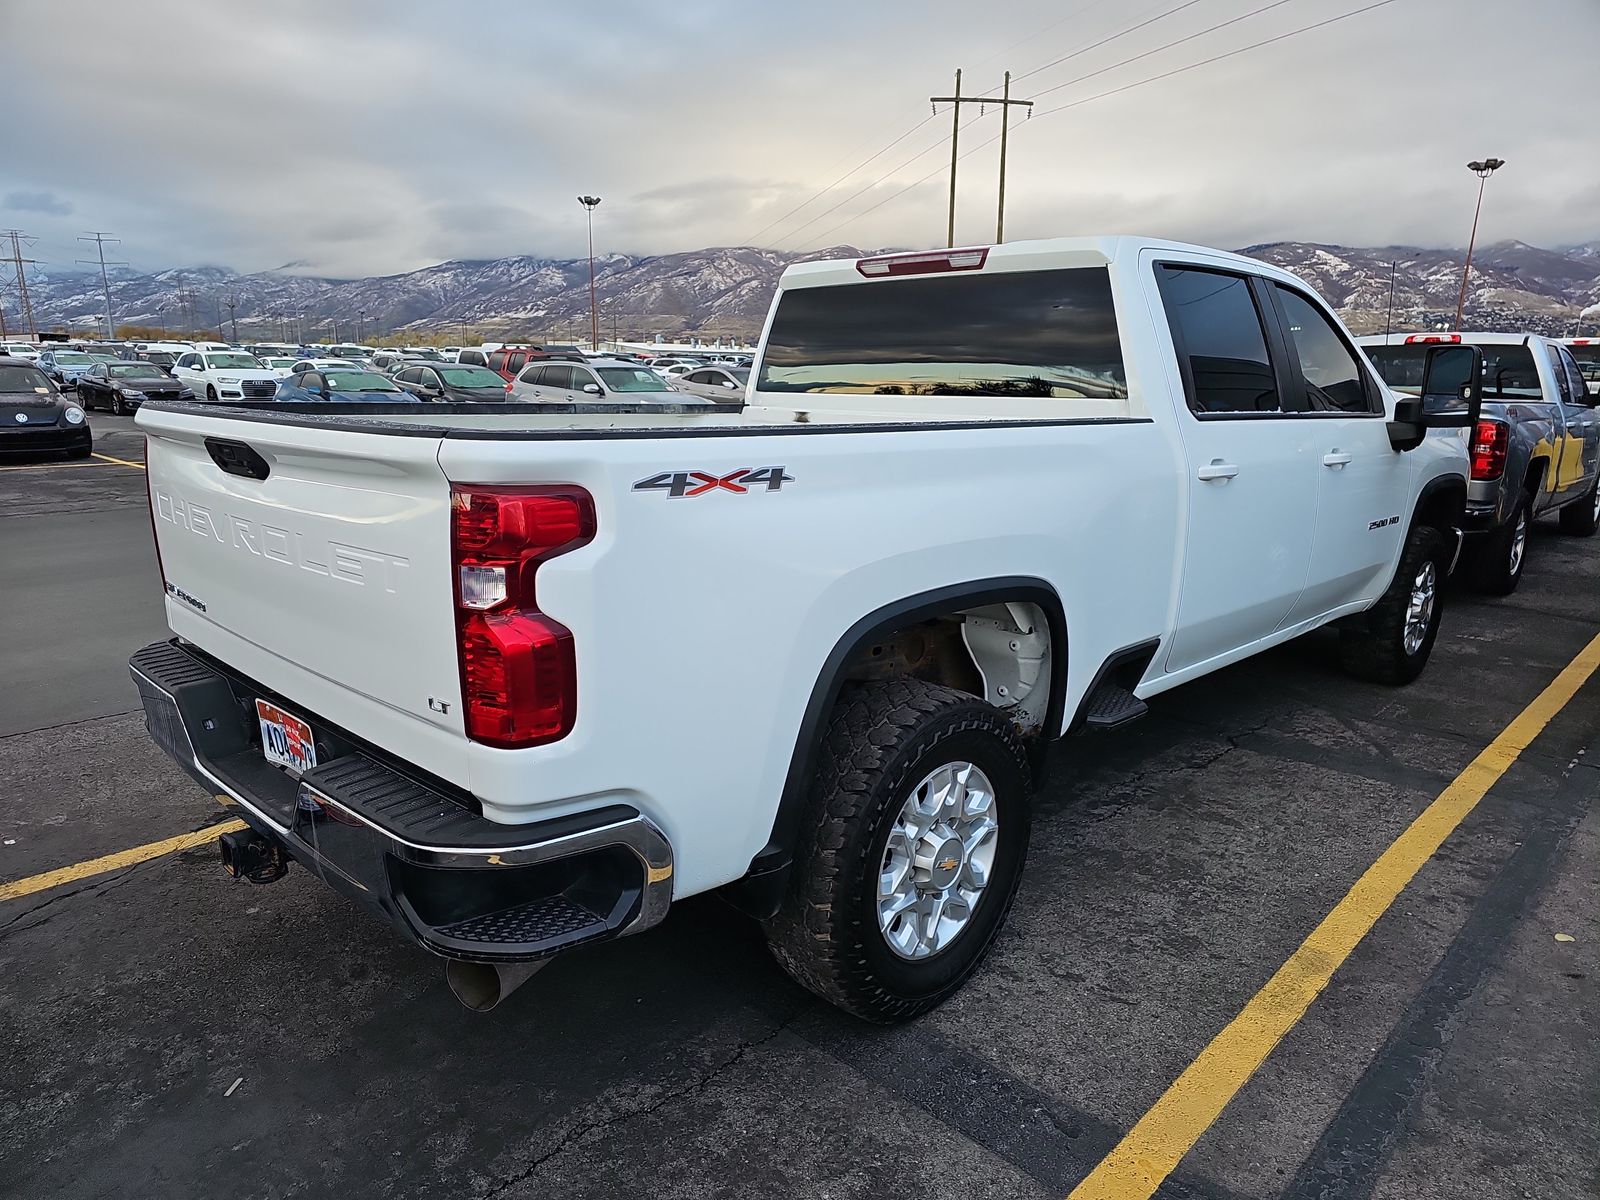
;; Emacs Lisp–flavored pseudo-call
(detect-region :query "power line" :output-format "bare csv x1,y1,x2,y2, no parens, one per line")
740,112,937,247
775,110,992,250
741,0,1151,248
799,0,1402,250
1025,0,1300,103
3,231,38,337
1028,0,1401,116
77,231,126,339
1010,0,1209,85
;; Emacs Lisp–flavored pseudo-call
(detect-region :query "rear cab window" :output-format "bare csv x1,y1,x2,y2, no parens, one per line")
1155,264,1282,415
756,268,1128,403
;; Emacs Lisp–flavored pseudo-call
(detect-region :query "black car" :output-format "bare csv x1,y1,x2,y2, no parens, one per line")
76,361,195,414
120,348,178,373
390,361,509,403
0,360,91,458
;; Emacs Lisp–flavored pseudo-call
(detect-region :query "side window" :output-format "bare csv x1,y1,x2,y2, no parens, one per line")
1156,264,1281,414
542,365,575,390
305,373,325,392
176,354,195,369
507,352,527,374
1272,286,1375,414
1545,346,1575,407
395,368,420,385
516,365,544,385
488,351,507,372
461,350,485,367
572,368,598,391
685,370,712,384
1554,347,1588,408
288,373,307,389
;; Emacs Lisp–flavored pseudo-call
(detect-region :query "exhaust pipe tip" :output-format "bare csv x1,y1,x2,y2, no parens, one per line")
445,959,548,1012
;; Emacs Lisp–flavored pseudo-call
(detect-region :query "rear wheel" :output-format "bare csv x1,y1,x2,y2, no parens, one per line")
1473,492,1529,595
764,679,1032,1023
1558,475,1600,537
1340,524,1448,686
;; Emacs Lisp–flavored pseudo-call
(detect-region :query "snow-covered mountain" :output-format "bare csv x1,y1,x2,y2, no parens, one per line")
10,239,1598,343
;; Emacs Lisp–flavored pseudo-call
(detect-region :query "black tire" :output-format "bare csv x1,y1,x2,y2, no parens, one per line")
111,393,125,416
1340,524,1448,686
1472,491,1530,595
763,678,1032,1023
206,385,218,403
1558,475,1600,537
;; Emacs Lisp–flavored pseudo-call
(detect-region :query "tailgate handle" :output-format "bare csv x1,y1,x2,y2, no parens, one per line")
204,438,270,480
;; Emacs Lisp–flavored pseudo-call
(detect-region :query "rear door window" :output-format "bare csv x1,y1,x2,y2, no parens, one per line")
1155,265,1281,415
757,267,1128,399
541,365,575,390
488,351,508,372
1271,285,1376,414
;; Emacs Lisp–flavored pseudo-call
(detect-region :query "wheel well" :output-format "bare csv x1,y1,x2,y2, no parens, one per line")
838,601,1056,736
1524,457,1548,498
726,579,1067,917
1412,477,1466,537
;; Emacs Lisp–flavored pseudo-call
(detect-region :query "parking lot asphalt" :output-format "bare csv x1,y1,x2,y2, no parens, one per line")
1,412,1595,1200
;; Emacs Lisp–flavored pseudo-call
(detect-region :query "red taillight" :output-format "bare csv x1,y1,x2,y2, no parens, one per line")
1405,333,1463,344
1471,419,1508,481
450,486,595,748
855,247,989,277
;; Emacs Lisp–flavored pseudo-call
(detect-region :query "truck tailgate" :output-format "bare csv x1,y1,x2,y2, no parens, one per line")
140,407,469,784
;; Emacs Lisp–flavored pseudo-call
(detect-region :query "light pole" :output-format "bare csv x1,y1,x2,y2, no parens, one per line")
1384,259,1408,343
1454,157,1505,330
356,310,366,343
578,195,601,351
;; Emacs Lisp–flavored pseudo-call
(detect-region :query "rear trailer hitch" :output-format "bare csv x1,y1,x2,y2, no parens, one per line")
218,829,290,884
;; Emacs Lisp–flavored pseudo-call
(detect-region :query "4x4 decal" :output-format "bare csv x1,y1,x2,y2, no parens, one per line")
633,467,793,498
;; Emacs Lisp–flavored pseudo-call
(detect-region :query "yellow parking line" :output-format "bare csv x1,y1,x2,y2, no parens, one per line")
1068,630,1600,1200
0,819,246,904
91,451,146,469
0,460,124,473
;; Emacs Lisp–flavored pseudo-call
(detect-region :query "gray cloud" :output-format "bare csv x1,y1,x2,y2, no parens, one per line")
4,191,73,216
5,0,1596,278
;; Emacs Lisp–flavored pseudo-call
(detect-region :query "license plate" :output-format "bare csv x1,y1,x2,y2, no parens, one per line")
256,699,317,774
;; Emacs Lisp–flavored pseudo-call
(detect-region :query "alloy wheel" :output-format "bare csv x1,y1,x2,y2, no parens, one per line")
877,761,999,960
1403,559,1437,656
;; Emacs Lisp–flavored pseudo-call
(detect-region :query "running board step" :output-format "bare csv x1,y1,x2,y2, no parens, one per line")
1082,682,1148,730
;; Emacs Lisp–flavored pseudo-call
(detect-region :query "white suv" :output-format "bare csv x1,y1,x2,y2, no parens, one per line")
508,357,715,404
171,350,281,402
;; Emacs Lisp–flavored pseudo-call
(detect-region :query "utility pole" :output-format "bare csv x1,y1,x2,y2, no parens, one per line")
77,232,125,339
224,295,239,342
357,309,366,343
930,70,1031,247
4,230,39,337
578,195,602,351
1454,157,1505,330
1384,260,1402,342
994,72,1031,243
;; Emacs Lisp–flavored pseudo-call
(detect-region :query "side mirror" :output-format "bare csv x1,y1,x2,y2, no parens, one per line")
1389,344,1483,451
722,380,738,389
582,383,602,395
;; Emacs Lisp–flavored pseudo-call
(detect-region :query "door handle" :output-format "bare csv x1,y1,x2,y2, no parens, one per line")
1322,451,1354,468
1196,460,1239,482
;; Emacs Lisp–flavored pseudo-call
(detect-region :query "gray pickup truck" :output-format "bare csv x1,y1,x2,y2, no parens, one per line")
1361,333,1600,593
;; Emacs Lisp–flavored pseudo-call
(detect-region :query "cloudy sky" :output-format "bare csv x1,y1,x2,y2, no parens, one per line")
6,0,1596,279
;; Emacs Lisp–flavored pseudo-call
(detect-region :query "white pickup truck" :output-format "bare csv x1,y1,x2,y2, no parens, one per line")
129,237,1478,1021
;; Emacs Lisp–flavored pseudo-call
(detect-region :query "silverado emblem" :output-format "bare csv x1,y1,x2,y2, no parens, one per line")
937,856,960,873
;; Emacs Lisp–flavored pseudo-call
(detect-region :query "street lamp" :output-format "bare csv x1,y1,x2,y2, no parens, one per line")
357,309,366,343
1454,157,1505,329
578,195,602,352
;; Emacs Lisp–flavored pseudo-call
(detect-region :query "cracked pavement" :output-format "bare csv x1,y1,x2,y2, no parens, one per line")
1,414,1596,1199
